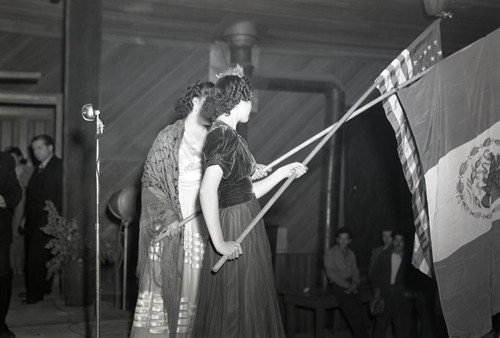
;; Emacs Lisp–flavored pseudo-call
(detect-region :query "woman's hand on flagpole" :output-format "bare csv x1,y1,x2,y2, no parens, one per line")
214,240,243,260
252,163,272,181
277,162,308,179
156,220,180,240
253,162,308,199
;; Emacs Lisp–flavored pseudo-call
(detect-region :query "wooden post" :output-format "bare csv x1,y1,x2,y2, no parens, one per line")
63,0,102,233
63,0,102,333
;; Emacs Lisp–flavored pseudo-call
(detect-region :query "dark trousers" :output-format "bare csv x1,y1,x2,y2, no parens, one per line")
372,288,412,338
331,284,369,338
0,244,13,328
24,230,51,302
414,289,436,338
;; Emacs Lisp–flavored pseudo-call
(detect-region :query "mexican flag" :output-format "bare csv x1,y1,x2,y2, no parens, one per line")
395,28,500,337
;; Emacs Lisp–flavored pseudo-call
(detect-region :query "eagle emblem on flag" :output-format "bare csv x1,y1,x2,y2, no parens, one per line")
457,138,500,218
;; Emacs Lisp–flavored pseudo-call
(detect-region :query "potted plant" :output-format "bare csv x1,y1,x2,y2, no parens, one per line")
41,201,95,306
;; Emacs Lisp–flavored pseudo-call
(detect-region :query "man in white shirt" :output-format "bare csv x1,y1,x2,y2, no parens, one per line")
369,227,393,278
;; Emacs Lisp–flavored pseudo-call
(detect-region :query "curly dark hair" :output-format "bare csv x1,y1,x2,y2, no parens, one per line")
201,74,253,123
335,227,353,239
391,229,407,240
174,81,214,119
32,134,55,148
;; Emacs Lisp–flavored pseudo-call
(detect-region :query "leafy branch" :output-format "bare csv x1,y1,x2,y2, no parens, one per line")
40,201,85,279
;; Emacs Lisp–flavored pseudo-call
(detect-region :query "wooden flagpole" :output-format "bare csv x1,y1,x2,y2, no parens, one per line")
154,210,202,243
261,65,434,172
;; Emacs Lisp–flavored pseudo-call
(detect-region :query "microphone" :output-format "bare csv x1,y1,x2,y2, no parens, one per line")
82,103,99,121
81,103,104,135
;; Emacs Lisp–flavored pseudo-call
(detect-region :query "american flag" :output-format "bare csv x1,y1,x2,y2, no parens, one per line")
375,19,443,276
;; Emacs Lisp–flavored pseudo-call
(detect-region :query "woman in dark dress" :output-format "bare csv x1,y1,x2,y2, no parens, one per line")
192,65,307,337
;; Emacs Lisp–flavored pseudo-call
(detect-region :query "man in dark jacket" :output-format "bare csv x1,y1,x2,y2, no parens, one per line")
371,230,414,338
0,151,22,338
23,135,62,304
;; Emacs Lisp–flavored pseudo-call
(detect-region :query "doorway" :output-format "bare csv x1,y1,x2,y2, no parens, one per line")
0,92,63,164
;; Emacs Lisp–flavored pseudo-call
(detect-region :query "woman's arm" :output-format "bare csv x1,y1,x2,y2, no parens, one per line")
142,126,184,240
142,186,180,239
200,165,242,260
253,162,307,199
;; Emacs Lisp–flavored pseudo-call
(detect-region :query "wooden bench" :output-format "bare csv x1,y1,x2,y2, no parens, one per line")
280,285,372,337
282,288,340,338
273,253,372,337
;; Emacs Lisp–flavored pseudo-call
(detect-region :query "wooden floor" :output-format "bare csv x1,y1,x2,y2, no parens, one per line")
6,273,133,338
5,271,358,338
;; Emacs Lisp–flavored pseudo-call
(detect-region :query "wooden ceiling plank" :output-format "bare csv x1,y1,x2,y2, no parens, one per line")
0,71,41,82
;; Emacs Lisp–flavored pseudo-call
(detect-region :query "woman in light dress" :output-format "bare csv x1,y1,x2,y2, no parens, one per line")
131,81,213,337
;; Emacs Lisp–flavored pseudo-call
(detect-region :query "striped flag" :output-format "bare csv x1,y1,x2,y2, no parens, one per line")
393,28,500,336
375,20,443,276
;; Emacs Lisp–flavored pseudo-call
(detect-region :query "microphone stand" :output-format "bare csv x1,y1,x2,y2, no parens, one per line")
81,104,104,338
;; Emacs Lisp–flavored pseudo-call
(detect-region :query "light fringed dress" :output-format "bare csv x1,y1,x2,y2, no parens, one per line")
177,128,207,334
131,120,207,338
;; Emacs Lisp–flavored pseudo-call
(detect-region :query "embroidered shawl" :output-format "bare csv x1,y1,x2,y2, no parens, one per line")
137,119,184,335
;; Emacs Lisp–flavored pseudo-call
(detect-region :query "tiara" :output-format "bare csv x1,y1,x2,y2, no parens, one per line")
216,64,244,79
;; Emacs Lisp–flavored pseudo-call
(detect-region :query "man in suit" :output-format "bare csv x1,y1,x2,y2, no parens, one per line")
23,135,62,304
0,151,22,338
371,230,414,338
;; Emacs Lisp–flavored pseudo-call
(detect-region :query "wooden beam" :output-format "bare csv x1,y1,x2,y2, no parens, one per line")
0,71,41,82
0,92,58,104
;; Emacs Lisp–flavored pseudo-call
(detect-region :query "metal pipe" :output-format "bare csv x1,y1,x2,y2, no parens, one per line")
122,223,128,310
94,116,101,338
319,88,344,289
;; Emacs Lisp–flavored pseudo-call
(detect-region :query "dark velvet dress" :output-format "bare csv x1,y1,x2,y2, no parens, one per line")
192,121,285,337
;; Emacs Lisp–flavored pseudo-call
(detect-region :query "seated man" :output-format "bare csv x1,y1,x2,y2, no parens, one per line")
324,227,368,338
